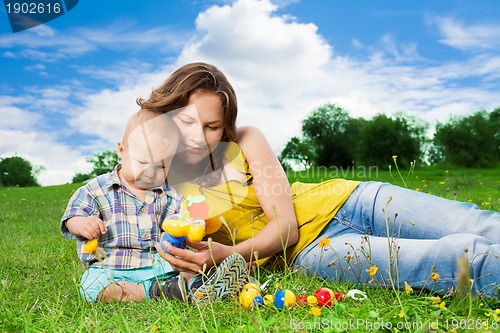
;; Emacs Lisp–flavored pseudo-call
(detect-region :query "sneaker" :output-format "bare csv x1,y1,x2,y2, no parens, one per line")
150,274,188,302
188,253,248,305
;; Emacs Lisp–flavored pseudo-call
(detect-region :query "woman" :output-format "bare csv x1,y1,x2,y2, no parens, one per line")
139,62,500,298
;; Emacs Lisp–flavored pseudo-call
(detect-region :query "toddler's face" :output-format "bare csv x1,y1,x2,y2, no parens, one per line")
119,124,178,190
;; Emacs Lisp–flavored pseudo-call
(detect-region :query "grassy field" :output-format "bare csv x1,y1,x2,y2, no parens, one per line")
0,166,499,332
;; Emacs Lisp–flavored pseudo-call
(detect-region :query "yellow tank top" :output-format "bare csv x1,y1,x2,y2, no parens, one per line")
173,142,360,264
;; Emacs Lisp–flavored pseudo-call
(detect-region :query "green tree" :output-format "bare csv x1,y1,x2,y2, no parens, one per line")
87,150,120,176
72,172,92,183
433,109,500,167
0,156,41,187
358,113,427,168
73,150,119,183
301,103,356,167
279,136,316,168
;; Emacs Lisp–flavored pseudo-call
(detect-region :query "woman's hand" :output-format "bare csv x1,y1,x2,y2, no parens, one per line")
155,238,234,275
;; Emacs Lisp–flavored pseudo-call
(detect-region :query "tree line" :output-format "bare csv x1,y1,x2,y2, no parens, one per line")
1,104,498,187
279,103,499,170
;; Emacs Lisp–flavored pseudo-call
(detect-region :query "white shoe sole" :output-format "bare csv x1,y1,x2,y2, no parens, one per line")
190,253,248,305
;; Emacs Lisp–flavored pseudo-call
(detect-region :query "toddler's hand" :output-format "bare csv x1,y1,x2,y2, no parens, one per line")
81,216,107,240
66,216,107,240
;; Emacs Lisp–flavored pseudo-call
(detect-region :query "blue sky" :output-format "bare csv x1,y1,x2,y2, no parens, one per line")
1,0,500,186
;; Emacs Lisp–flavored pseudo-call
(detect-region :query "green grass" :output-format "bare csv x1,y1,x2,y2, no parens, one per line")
0,166,499,332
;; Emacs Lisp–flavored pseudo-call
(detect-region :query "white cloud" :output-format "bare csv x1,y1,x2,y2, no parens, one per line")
0,129,91,185
0,105,41,130
178,0,333,148
434,17,500,51
0,22,190,61
68,67,179,149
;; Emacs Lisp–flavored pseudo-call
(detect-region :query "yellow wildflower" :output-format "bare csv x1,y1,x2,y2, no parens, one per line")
367,265,378,276
82,239,98,254
439,301,446,309
431,272,440,282
152,325,159,332
398,310,404,318
439,181,445,185
392,155,397,159
310,306,321,316
429,322,438,329
486,309,500,321
404,281,413,294
415,188,421,192
432,296,441,303
318,237,330,248
467,199,473,203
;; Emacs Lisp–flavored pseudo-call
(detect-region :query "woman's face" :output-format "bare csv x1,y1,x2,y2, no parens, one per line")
172,91,225,165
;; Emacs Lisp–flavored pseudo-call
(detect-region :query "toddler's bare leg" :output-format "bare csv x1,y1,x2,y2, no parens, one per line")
98,281,146,302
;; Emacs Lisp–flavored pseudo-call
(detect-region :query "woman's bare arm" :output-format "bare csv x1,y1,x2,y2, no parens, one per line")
233,126,298,261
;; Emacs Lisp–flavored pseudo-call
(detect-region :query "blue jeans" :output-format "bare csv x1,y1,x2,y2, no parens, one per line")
294,182,500,297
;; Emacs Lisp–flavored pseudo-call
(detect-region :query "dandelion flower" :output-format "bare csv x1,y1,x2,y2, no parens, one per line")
367,265,378,276
152,325,159,332
432,296,441,304
404,281,413,294
82,239,98,254
310,306,321,316
398,310,404,318
431,272,440,282
439,301,446,309
392,155,397,159
439,181,445,185
318,237,330,248
487,309,500,321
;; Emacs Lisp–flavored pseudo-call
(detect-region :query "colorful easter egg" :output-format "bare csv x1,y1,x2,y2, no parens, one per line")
239,283,262,309
314,287,335,307
263,294,274,306
274,289,296,309
296,295,308,306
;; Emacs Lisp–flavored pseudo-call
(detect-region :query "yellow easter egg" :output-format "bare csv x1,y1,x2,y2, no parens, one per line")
239,283,262,309
263,294,274,306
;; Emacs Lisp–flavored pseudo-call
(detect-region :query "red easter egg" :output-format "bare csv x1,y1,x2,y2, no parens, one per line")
314,288,334,307
334,292,343,302
296,295,308,306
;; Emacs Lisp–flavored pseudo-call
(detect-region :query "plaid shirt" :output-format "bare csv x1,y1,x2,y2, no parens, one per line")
61,166,183,270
